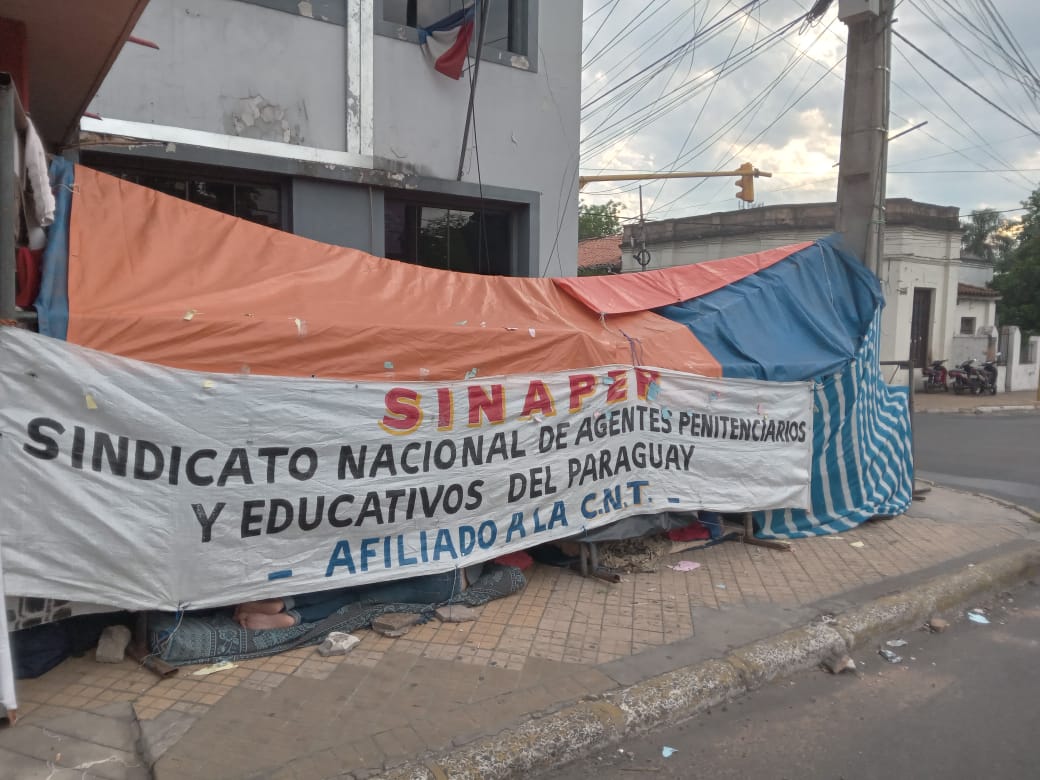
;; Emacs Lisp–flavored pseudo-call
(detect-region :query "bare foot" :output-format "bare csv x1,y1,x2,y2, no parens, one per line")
236,612,298,631
233,598,286,619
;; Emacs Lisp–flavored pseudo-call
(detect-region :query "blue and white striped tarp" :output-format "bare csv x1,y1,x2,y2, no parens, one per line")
656,236,914,538
752,309,913,538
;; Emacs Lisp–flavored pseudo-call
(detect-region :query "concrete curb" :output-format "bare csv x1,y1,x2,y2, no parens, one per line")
969,493,1040,522
374,545,1040,780
917,403,1039,415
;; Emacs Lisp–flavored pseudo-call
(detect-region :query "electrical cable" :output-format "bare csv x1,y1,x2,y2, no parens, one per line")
892,29,1039,139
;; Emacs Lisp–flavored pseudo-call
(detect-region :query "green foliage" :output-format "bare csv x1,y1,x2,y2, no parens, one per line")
961,208,1014,263
578,200,622,241
990,188,1040,334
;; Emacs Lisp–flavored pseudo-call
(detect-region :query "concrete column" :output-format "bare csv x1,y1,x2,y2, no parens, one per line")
835,0,893,275
345,0,374,156
1005,325,1021,392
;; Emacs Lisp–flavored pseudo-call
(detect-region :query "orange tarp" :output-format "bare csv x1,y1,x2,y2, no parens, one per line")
554,241,814,315
67,167,722,380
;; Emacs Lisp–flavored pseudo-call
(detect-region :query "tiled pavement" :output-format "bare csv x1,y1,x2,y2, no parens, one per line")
4,487,1037,779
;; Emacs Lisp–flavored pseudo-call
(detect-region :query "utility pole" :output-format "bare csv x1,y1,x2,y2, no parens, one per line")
834,0,893,276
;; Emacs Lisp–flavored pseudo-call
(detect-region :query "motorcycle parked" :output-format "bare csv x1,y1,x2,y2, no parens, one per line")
950,359,979,395
978,356,999,395
950,357,1000,395
922,359,949,392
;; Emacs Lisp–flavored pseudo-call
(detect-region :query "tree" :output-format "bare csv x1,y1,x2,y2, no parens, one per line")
961,207,1014,263
578,200,622,240
990,188,1040,334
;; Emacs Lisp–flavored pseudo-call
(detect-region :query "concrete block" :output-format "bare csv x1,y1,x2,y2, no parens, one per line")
95,625,131,664
434,605,480,623
372,613,421,637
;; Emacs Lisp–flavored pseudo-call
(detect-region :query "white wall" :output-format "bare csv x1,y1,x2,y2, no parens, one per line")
91,0,347,149
1003,327,1040,392
372,6,582,276
953,298,997,336
949,334,991,366
91,0,582,277
619,229,820,273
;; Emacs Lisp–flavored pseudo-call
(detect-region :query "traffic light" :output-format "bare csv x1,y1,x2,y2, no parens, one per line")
735,162,755,203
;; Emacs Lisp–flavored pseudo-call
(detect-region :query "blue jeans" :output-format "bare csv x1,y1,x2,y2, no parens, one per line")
284,570,466,624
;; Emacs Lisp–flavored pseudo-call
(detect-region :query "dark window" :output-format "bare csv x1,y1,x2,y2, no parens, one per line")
91,166,285,230
960,316,976,336
384,198,513,275
382,0,529,56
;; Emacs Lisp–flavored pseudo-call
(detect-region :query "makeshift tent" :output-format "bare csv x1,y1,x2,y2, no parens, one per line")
559,241,914,537
43,165,911,540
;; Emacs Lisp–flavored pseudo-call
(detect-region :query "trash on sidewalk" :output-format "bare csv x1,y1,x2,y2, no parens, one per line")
317,632,360,657
849,541,866,549
192,660,238,676
661,746,678,758
927,617,949,633
967,610,990,625
885,639,908,647
598,535,672,573
878,648,902,663
667,561,701,572
823,653,857,674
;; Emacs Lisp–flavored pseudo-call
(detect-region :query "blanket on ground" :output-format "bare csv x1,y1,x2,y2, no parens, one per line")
149,565,526,666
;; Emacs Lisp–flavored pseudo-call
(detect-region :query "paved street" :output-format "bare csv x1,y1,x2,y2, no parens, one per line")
552,581,1040,779
914,412,1040,511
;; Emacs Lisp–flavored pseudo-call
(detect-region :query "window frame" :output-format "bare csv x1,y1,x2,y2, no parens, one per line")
960,316,977,336
383,191,523,276
374,0,538,72
80,154,292,232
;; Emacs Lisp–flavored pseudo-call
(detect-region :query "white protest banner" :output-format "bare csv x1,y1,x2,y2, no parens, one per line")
0,328,813,611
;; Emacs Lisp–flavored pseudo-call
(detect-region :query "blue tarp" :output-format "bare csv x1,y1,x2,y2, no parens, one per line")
654,235,913,538
656,237,882,382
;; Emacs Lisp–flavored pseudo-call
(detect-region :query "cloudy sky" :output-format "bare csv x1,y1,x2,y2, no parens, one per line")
578,0,1040,227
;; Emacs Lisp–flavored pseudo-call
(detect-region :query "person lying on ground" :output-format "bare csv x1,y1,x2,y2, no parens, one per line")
232,564,484,630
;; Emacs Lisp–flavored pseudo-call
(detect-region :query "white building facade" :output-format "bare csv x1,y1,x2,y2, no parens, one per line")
78,0,581,276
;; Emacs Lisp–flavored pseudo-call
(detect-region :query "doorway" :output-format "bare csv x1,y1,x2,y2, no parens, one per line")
910,288,934,368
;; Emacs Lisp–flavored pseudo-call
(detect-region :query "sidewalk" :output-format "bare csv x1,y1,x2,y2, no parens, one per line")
2,487,1038,779
914,388,1039,413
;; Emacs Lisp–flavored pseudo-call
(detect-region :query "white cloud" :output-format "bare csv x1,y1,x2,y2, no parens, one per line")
580,0,1040,222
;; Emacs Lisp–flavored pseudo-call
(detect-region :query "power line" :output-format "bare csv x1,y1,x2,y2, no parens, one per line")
645,52,845,219
581,0,765,112
891,29,1040,139
581,17,804,160
889,168,1040,173
582,0,623,56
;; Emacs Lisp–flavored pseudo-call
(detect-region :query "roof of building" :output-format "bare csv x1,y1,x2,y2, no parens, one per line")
624,198,962,245
578,234,622,271
957,282,1001,299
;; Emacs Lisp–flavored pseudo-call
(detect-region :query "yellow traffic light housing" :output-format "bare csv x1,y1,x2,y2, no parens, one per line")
735,162,755,203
